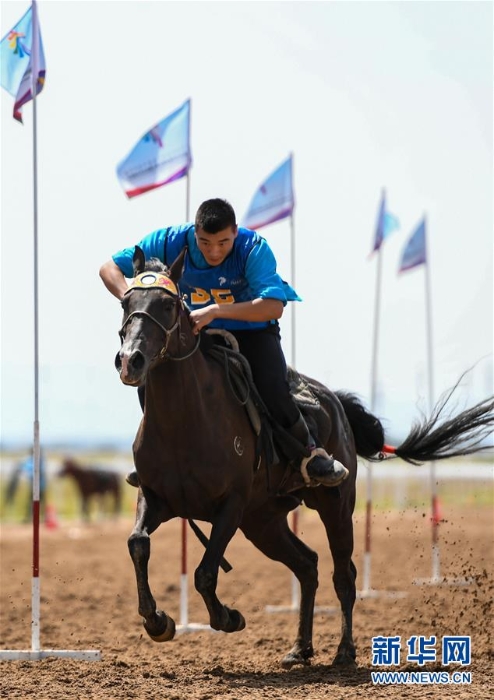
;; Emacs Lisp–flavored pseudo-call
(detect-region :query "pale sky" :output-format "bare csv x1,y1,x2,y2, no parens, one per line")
1,0,492,448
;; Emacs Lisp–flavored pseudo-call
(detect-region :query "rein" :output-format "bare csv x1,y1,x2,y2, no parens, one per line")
119,272,200,362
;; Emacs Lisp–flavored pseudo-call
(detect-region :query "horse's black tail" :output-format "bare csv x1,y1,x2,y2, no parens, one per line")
391,390,494,465
337,379,494,465
335,391,385,458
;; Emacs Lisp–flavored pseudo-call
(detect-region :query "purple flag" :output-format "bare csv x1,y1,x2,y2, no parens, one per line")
242,155,294,230
370,189,400,255
399,218,427,273
116,99,191,199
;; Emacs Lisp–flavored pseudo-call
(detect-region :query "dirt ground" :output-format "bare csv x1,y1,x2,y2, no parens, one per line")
0,504,492,700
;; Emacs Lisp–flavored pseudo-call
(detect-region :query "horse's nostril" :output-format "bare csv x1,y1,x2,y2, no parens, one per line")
129,351,145,372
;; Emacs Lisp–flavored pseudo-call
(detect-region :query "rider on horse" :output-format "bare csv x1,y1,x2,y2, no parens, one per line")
99,198,348,488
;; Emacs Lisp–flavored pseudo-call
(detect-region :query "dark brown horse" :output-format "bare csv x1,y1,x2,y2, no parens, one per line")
115,246,493,668
59,458,122,521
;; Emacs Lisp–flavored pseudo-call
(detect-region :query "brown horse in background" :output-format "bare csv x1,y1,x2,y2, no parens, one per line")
59,458,122,521
115,246,493,668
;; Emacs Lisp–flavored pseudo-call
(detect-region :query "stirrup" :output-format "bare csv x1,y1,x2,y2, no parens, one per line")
300,449,349,488
125,470,139,488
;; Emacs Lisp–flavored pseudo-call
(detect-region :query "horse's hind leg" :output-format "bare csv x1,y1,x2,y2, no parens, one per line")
309,488,357,667
194,498,246,633
241,506,318,669
127,488,174,642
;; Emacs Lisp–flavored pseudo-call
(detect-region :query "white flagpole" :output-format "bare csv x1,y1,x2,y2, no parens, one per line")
411,219,470,590
266,153,301,612
185,170,191,221
267,154,303,614
422,216,441,582
359,193,406,600
31,0,41,653
185,99,191,221
265,155,336,617
360,241,382,597
0,2,100,661
413,218,442,585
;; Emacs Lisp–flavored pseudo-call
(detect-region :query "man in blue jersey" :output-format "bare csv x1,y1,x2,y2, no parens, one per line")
4,447,47,523
100,198,348,489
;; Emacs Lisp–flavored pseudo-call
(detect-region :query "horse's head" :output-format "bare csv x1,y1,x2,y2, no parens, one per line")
116,246,193,386
58,458,76,477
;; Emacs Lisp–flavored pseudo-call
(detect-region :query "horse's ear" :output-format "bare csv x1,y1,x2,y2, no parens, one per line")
168,246,187,284
132,246,146,277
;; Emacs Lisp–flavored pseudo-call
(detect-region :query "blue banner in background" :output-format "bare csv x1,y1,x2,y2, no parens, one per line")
242,155,294,230
399,218,427,272
370,189,400,255
116,98,192,199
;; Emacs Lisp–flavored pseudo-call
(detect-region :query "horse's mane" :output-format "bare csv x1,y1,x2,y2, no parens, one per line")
143,257,168,274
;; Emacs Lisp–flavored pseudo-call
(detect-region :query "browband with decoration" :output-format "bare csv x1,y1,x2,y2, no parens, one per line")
125,272,179,297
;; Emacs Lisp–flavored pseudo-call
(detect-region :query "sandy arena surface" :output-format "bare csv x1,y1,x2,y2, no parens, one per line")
1,504,492,699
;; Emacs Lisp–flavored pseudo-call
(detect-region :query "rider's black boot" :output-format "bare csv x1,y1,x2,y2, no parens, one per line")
288,414,349,488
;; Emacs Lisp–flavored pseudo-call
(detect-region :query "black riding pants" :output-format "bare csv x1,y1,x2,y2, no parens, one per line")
230,323,300,430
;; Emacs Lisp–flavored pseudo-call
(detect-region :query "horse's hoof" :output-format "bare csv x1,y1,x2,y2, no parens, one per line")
213,607,245,633
332,651,357,668
229,609,246,632
143,610,176,642
223,607,245,632
281,652,311,669
281,644,313,669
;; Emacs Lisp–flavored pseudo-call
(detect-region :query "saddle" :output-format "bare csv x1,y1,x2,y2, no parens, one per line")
204,329,322,490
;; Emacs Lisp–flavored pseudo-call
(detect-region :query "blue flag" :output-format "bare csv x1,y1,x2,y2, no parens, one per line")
370,190,400,255
399,218,427,272
117,99,192,199
242,155,294,230
0,1,46,123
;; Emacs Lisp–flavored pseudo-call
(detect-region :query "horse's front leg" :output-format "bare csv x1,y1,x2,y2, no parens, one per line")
127,487,174,642
194,497,246,633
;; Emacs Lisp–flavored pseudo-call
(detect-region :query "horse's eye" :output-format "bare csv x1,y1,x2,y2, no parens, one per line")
162,297,176,310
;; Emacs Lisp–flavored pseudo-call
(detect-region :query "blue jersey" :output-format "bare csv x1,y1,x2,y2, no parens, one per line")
112,225,301,330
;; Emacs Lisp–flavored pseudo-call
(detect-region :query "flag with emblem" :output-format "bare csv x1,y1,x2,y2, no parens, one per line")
370,189,400,255
116,99,192,199
242,155,294,230
399,217,427,272
0,1,46,123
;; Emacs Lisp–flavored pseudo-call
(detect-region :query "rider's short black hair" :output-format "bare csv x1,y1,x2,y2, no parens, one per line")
195,199,237,233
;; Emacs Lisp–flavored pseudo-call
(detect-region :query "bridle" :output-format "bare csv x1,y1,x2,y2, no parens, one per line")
118,271,200,362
